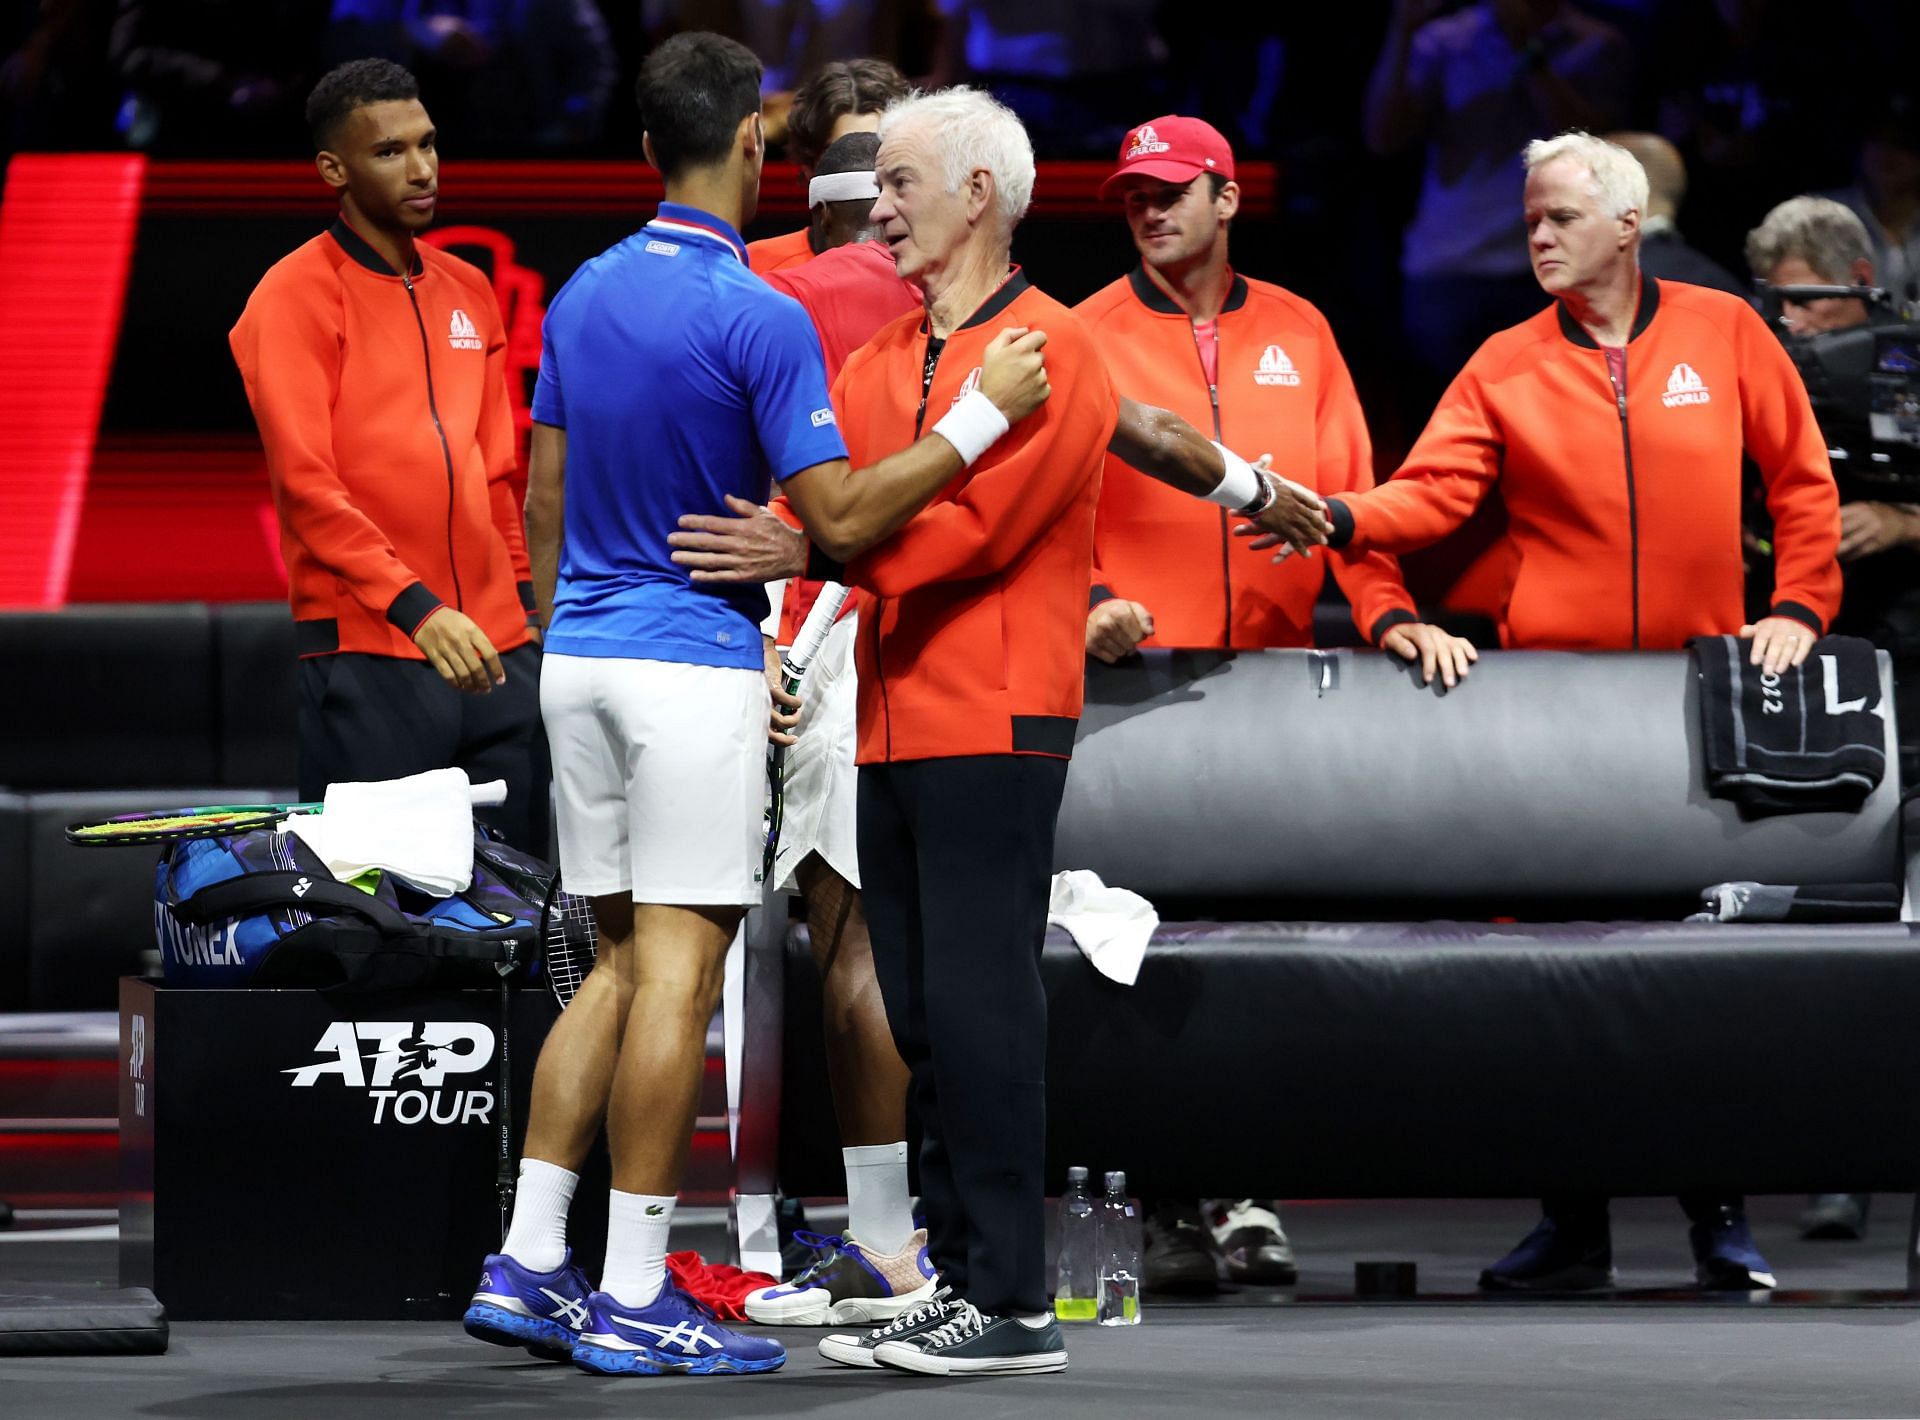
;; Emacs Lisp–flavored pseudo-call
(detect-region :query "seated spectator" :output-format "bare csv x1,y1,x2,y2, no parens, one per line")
323,0,616,152
110,0,330,154
1313,132,1841,1293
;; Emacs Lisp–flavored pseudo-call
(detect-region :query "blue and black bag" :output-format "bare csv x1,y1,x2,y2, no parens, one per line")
153,826,557,992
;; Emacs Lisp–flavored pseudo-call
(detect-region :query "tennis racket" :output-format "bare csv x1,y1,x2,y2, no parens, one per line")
66,802,323,846
540,881,599,1009
763,583,852,881
66,780,511,847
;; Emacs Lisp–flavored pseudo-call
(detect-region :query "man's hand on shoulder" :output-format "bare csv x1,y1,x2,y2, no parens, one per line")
670,495,808,584
978,326,1050,423
1086,599,1154,664
413,608,504,694
1381,621,1478,689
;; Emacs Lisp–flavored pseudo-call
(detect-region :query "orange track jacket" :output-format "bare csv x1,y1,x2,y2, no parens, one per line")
1330,280,1841,649
827,271,1118,764
231,219,534,659
1076,267,1417,647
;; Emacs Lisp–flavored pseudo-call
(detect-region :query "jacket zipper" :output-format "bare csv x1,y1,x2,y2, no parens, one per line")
1190,324,1230,645
1605,352,1640,648
875,332,947,761
404,273,464,612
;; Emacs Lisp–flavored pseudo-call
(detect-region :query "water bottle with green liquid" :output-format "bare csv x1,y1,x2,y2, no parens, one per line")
1052,1165,1099,1321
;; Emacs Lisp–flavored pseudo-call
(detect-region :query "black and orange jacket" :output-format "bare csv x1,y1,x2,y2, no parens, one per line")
230,218,534,659
1076,268,1417,647
827,271,1117,765
1330,279,1841,649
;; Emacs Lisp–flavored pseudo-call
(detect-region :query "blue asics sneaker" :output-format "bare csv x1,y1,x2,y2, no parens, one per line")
463,1249,595,1359
572,1283,786,1376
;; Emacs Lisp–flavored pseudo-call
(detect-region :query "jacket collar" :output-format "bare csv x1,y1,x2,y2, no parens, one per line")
923,267,1032,336
1556,276,1660,348
647,201,749,264
1126,264,1249,317
328,216,424,278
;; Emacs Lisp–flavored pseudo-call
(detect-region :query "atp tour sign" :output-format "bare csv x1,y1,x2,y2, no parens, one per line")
285,1020,496,1125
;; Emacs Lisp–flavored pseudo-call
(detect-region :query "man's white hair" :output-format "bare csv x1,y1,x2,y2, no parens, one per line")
1744,196,1874,283
878,86,1035,228
1523,131,1650,221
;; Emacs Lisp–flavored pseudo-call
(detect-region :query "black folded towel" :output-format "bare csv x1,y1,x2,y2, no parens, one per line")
1691,634,1887,815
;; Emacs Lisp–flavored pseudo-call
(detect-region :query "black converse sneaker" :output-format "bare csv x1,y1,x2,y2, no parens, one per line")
872,1299,1068,1376
816,1287,955,1369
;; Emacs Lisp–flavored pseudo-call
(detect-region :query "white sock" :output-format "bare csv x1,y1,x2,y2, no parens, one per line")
844,1141,913,1254
600,1191,676,1307
500,1158,578,1272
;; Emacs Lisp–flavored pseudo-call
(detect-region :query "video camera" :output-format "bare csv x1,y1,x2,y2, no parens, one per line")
1758,282,1920,501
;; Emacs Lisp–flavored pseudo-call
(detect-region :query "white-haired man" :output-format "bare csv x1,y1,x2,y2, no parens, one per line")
1297,131,1842,1292
768,86,1120,1376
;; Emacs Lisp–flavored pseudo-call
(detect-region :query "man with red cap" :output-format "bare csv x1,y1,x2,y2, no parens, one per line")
1076,126,1475,1292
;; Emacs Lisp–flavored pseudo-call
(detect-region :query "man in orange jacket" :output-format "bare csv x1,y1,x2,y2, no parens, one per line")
1306,130,1843,1294
230,59,543,845
1309,132,1840,673
1082,116,1476,685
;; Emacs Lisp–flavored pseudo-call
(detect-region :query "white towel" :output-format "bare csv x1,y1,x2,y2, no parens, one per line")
1047,870,1157,986
285,770,506,897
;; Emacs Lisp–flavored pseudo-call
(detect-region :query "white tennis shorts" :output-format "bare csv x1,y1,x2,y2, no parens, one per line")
541,653,768,906
771,609,861,893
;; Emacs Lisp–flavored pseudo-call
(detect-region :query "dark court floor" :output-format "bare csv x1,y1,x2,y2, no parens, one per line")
7,1195,1920,1420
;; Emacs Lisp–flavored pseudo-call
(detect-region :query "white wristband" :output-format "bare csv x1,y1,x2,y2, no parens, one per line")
930,387,1011,468
1205,442,1262,510
760,578,789,639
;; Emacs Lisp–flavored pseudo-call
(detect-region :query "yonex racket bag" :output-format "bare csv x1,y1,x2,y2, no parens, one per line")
153,827,553,991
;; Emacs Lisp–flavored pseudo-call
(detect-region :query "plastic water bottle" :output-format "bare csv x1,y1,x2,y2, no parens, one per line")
1053,1166,1098,1321
1096,1170,1141,1326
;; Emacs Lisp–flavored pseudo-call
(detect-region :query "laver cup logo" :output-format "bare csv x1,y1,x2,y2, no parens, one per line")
448,308,484,351
285,1021,496,1125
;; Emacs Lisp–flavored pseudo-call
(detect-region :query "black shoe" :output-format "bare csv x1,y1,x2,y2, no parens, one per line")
1143,1201,1220,1293
817,1288,958,1369
873,1301,1068,1376
1800,1193,1870,1241
1688,1206,1776,1291
1478,1212,1615,1292
1209,1199,1298,1285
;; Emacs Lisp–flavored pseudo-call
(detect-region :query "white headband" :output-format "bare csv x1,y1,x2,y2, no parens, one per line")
809,171,880,205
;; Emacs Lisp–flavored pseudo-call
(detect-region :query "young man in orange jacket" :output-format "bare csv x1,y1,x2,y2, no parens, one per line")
1305,130,1843,1294
230,59,543,846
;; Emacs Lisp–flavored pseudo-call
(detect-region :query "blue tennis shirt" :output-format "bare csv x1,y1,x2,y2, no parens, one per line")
532,202,847,668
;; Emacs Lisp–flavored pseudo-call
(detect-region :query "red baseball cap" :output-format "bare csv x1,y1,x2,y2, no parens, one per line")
1099,116,1236,199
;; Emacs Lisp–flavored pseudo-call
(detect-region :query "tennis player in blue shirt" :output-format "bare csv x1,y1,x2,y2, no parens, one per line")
459,32,1051,1377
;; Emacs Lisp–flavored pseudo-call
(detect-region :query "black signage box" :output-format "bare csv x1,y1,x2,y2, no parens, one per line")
119,978,609,1319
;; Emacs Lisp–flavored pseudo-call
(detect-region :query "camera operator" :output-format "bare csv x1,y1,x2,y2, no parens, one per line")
1747,196,1920,779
